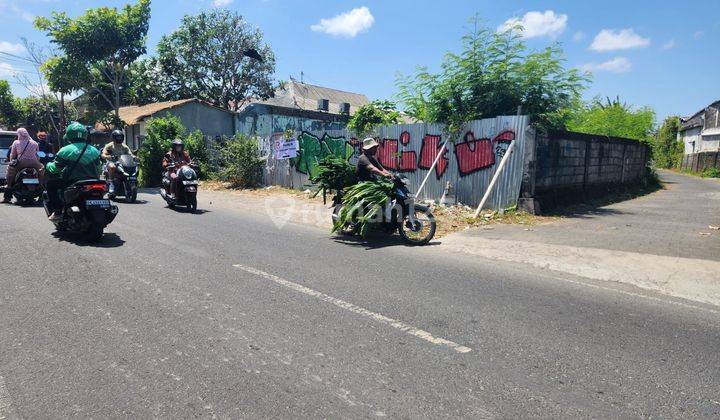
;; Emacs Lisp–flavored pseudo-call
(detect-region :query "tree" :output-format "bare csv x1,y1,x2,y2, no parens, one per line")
14,95,79,136
41,55,90,133
395,18,588,131
652,116,683,168
347,100,402,137
156,9,275,111
125,58,168,105
0,80,20,128
35,0,152,121
566,97,656,141
137,114,185,187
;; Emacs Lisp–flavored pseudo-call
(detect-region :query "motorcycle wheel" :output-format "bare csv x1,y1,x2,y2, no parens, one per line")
332,205,357,235
127,186,137,203
398,209,436,246
84,224,104,243
186,194,197,213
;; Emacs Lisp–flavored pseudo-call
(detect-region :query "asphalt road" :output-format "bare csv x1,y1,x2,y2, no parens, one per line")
1,188,720,418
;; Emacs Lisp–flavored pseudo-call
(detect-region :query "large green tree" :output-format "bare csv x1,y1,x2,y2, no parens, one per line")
156,9,275,111
566,97,656,141
0,80,21,129
395,18,588,130
14,95,79,136
652,115,683,168
35,0,151,121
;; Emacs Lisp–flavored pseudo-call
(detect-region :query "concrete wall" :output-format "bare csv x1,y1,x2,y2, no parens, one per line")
165,102,235,138
680,127,702,154
237,104,348,139
519,129,650,212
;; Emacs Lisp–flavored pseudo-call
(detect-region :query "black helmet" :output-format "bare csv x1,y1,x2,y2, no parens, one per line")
111,129,124,142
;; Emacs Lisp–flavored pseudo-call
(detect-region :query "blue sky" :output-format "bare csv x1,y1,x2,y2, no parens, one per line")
1,0,718,121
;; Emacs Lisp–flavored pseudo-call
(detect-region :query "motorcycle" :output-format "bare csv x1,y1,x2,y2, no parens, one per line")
159,160,198,212
42,179,119,242
332,174,437,246
106,154,138,203
6,151,52,205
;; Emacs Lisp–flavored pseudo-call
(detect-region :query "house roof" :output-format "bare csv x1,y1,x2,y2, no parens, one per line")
240,80,369,116
680,100,720,132
118,99,197,126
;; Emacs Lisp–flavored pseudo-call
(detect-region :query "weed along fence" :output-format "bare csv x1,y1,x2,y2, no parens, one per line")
519,129,650,213
680,152,720,173
261,115,531,210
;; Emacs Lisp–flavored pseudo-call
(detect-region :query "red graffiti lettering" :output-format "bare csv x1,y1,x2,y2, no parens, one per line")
418,134,448,179
376,139,398,170
454,131,495,176
400,131,411,145
398,151,418,172
494,130,515,143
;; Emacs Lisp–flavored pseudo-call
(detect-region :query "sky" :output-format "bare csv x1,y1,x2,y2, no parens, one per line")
0,0,718,122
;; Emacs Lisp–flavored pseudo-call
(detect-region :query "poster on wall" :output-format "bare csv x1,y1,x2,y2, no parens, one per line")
274,137,299,159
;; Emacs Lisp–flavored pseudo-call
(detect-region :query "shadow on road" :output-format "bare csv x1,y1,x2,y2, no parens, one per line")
165,205,212,215
51,231,126,248
333,232,441,249
541,181,663,219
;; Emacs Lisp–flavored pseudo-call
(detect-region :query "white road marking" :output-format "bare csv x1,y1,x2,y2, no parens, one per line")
0,375,17,420
233,264,472,353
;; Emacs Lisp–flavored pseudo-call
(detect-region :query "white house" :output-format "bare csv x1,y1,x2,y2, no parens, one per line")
678,100,720,154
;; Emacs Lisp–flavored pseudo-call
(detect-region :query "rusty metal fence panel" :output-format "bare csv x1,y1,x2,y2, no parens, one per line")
260,115,529,210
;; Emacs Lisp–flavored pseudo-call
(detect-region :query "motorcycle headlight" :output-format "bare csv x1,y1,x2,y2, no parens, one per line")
183,169,193,179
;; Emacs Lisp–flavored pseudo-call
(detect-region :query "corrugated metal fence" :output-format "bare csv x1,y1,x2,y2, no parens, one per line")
261,115,529,210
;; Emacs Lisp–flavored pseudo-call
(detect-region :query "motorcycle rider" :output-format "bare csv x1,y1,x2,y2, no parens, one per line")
3,128,45,203
36,131,52,154
356,137,393,182
101,129,135,194
45,122,102,221
162,139,192,197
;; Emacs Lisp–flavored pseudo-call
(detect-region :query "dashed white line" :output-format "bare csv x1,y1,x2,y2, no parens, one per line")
0,375,17,420
232,264,472,353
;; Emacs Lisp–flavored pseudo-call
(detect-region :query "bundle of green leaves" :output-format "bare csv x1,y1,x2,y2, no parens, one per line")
332,179,394,237
309,155,357,203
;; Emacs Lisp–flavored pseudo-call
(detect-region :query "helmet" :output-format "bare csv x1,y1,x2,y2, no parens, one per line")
37,131,48,140
64,122,88,141
171,138,183,146
111,129,124,142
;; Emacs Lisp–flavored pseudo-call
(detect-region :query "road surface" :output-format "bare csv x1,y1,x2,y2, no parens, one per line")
1,181,719,418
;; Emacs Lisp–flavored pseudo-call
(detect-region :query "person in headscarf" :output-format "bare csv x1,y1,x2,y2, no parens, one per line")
3,128,44,203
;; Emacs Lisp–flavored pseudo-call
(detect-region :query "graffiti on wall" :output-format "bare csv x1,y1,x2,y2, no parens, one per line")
286,128,516,179
291,131,355,178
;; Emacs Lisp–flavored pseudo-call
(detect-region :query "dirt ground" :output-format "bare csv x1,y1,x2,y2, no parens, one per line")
200,180,553,238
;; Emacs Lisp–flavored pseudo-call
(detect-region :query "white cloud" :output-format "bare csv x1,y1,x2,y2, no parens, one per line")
580,57,632,74
590,28,650,51
0,41,25,55
310,6,374,38
0,62,19,77
212,0,232,7
662,39,675,50
572,31,585,42
498,10,568,39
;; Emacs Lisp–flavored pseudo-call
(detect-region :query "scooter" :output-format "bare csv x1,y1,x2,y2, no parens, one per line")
106,154,139,203
6,151,52,205
332,174,437,246
159,160,198,212
42,179,119,242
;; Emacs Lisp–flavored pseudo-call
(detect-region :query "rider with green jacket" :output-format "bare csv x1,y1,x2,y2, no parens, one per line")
45,122,102,221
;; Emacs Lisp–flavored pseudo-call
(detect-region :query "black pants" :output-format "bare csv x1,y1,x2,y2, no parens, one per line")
45,178,66,213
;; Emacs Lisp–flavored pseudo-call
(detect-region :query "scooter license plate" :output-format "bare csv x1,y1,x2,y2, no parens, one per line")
22,178,40,185
86,199,110,208
128,176,137,180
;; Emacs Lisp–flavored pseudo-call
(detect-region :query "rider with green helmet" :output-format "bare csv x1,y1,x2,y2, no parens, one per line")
45,122,102,220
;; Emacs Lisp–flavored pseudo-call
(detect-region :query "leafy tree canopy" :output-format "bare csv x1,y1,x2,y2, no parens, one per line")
347,100,401,137
651,115,683,168
156,9,275,111
0,80,20,128
566,96,656,141
395,18,588,131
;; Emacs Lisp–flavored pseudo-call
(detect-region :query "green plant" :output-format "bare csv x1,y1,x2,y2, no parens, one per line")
309,155,357,203
347,100,401,137
220,134,264,188
138,114,185,186
701,167,720,178
332,179,394,237
183,129,209,179
651,116,683,168
566,96,656,142
395,17,588,130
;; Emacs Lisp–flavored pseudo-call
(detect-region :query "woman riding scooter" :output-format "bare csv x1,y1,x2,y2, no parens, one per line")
162,139,192,198
2,128,44,203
